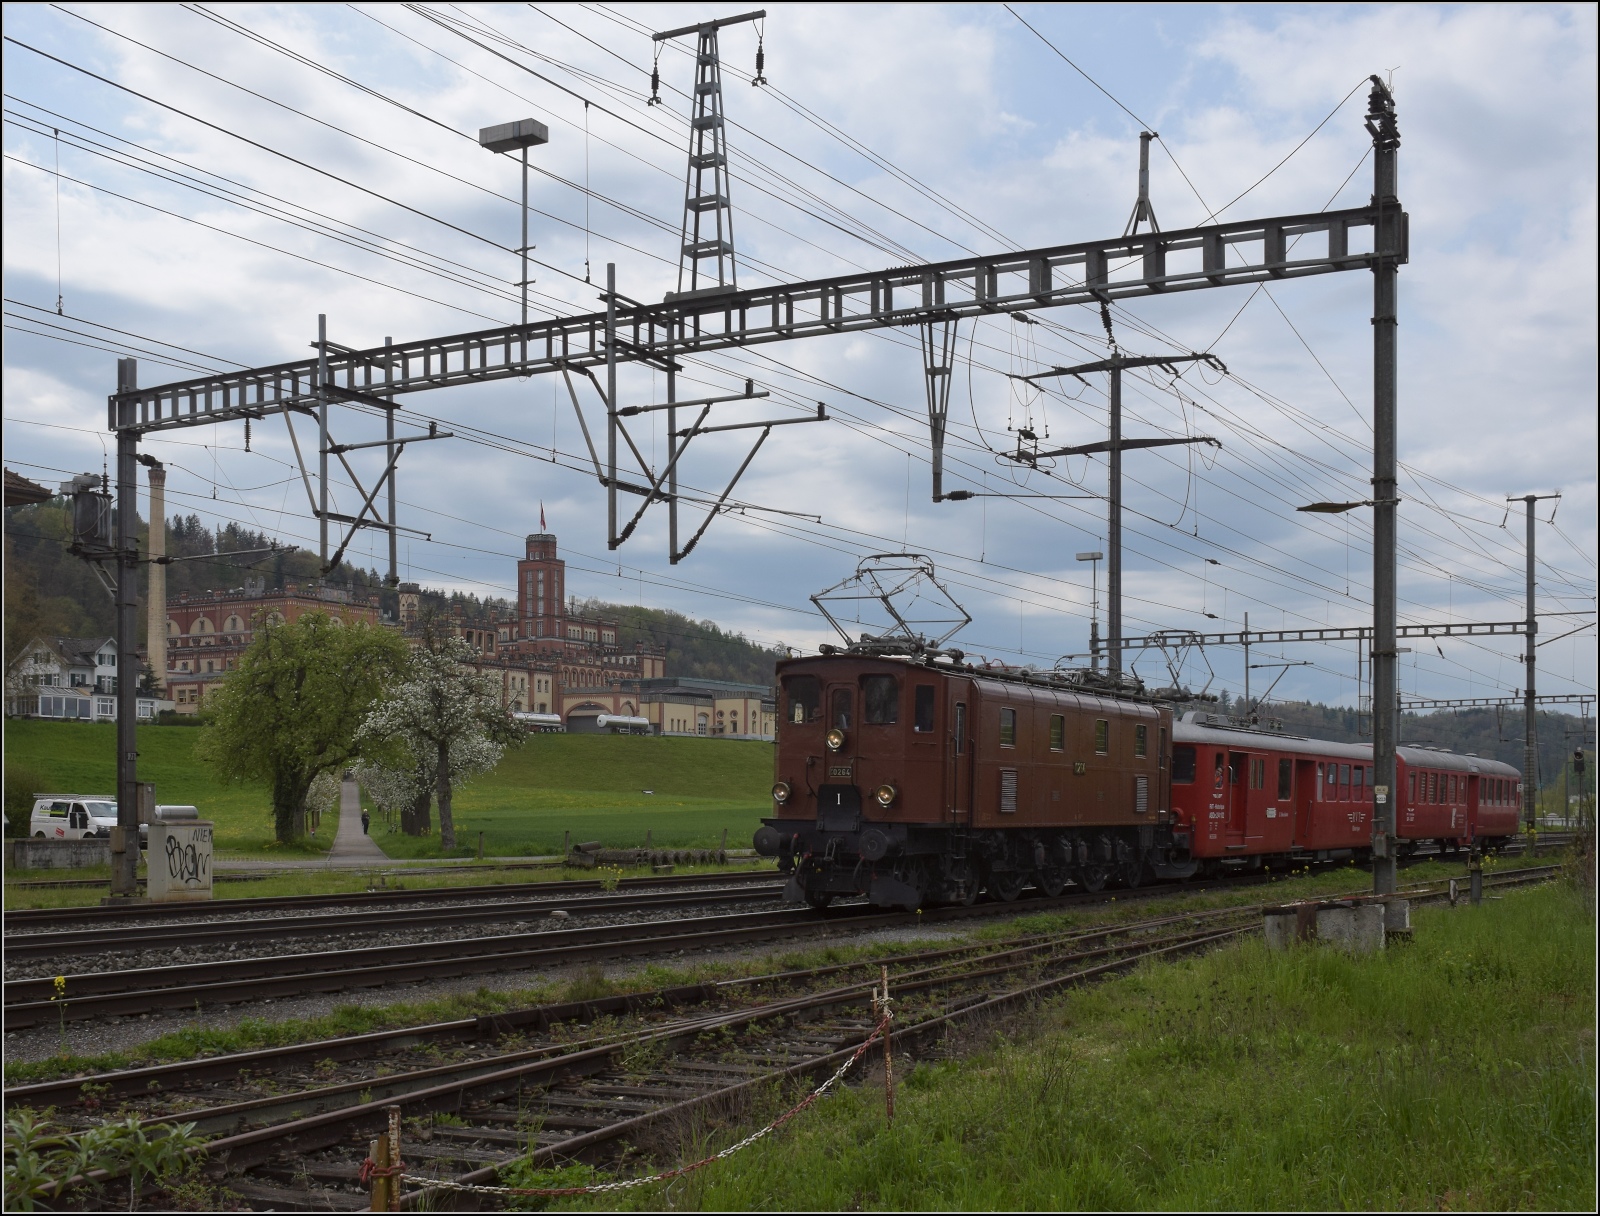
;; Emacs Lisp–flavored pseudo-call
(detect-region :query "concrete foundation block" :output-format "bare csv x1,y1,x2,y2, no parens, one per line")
1382,897,1412,936
148,821,214,902
4,838,112,870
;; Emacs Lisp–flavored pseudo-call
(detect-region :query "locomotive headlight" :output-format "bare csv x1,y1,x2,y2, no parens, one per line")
771,780,792,805
874,783,898,808
825,727,846,752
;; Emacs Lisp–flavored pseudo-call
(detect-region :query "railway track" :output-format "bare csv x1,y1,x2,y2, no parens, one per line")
3,882,788,960
1,866,778,930
22,908,1255,1211
5,852,1566,1028
11,864,1561,1211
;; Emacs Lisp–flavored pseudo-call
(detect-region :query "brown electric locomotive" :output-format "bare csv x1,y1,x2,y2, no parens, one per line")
753,647,1198,910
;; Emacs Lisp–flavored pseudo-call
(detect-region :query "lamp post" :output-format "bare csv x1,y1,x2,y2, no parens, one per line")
1077,551,1103,671
478,119,550,326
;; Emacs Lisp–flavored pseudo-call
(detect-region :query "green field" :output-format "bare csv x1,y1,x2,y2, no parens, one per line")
568,878,1593,1212
370,733,774,859
4,721,773,862
2,720,335,858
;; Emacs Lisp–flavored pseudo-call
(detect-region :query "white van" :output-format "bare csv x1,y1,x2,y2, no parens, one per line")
30,795,117,840
29,796,151,847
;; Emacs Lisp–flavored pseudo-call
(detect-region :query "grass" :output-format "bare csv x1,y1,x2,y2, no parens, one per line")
2,722,774,866
370,732,772,860
2,721,335,859
571,879,1594,1212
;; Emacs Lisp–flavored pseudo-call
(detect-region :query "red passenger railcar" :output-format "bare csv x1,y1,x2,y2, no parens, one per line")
1169,713,1523,871
754,650,1194,909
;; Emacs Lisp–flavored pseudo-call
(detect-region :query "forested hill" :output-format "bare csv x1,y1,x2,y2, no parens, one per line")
1211,693,1585,788
585,600,783,686
4,499,384,662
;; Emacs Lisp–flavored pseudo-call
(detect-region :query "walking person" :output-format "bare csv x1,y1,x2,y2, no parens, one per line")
360,808,371,835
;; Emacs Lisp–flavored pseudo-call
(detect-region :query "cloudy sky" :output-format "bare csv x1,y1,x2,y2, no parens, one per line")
4,2,1595,709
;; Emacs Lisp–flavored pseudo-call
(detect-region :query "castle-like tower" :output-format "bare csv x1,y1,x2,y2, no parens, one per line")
517,533,565,640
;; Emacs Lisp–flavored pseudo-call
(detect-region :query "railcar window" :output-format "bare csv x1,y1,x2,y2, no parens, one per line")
1049,714,1065,751
954,702,967,754
1340,764,1351,797
1172,745,1196,784
1215,752,1227,788
1229,755,1244,786
784,676,821,725
1409,771,1417,802
862,676,900,725
914,685,935,733
1316,763,1325,800
1134,723,1148,758
831,688,853,730
1094,719,1109,755
1250,758,1264,790
1278,758,1292,800
999,708,1016,748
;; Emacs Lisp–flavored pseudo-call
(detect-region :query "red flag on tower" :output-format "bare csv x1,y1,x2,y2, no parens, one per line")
540,501,546,531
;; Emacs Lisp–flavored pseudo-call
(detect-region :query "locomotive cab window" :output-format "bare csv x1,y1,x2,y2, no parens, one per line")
831,688,853,730
999,708,1016,748
914,685,935,733
1134,723,1148,758
1094,719,1109,755
1049,714,1065,751
784,675,821,725
862,675,900,725
1172,744,1196,784
954,702,967,754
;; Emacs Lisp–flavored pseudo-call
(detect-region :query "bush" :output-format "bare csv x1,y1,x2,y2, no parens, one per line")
4,763,48,838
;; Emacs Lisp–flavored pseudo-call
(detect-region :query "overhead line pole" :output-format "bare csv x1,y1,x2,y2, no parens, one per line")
1513,491,1562,831
1016,351,1222,678
1368,76,1401,897
112,358,140,902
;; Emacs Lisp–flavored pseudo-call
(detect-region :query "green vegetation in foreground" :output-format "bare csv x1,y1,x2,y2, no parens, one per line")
559,879,1592,1213
2,722,334,858
371,732,772,859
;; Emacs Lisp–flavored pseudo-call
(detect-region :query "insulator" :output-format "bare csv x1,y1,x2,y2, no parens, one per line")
244,417,251,452
649,66,660,105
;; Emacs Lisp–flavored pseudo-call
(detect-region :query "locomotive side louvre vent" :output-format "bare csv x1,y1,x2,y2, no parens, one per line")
1135,774,1149,814
1000,768,1019,813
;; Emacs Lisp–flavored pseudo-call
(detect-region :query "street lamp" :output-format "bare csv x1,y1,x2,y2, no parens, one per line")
1077,551,1103,670
478,118,550,325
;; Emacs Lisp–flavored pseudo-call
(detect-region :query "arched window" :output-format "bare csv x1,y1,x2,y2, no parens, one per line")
166,620,179,636
224,615,244,632
191,617,213,635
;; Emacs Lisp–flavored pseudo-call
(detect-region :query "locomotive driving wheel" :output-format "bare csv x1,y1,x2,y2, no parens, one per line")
1035,867,1068,898
804,889,834,910
1076,866,1109,894
987,870,1025,902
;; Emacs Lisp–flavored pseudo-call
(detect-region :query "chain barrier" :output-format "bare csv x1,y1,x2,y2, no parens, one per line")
401,1011,893,1199
359,1157,405,1186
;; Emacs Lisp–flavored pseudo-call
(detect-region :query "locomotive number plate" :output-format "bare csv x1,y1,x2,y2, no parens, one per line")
828,765,853,778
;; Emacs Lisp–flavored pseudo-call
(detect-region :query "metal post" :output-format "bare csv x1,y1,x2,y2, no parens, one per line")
1523,495,1538,832
1243,611,1251,713
1107,364,1122,677
317,313,329,567
606,262,618,548
384,338,397,592
667,364,679,558
521,147,529,328
146,462,166,693
1368,78,1401,896
113,358,141,901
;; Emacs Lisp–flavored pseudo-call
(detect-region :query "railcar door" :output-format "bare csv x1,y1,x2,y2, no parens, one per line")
947,683,971,822
819,683,859,833
1227,752,1249,844
1293,757,1318,847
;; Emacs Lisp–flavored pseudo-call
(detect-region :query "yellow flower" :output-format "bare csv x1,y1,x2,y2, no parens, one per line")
52,975,66,1000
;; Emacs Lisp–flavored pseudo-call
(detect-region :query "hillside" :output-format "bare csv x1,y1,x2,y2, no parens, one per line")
584,599,782,686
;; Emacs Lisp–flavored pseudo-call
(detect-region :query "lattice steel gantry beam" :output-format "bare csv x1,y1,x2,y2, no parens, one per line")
107,203,1406,433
